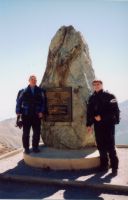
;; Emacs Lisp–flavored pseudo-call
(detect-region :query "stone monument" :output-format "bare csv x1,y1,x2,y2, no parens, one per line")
23,26,100,170
40,25,96,149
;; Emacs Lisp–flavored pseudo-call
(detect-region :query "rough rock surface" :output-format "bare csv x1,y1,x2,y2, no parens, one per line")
40,25,96,149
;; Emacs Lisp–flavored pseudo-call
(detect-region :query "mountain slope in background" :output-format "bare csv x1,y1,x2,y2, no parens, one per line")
0,118,22,148
116,100,128,145
0,100,127,148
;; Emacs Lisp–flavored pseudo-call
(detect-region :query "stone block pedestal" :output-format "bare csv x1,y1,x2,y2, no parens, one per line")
23,145,100,170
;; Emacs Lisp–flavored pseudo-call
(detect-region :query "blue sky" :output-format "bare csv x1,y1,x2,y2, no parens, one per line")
0,0,128,120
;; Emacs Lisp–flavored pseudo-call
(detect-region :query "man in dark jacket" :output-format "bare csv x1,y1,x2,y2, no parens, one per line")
16,75,45,154
86,79,120,175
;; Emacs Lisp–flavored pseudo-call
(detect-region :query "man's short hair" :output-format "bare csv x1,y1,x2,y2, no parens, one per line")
29,75,37,81
92,79,103,85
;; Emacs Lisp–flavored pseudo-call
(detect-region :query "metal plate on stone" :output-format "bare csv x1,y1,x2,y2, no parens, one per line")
45,87,72,122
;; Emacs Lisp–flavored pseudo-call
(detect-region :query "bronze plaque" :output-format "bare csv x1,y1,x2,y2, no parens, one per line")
45,87,72,122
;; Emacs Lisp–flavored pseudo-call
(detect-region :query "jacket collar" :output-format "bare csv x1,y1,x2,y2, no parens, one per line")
94,89,103,95
27,85,38,94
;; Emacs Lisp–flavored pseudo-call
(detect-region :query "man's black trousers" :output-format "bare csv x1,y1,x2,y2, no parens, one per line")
94,123,119,170
22,115,41,150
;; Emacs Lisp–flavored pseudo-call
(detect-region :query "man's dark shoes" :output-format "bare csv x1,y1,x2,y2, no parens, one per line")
24,149,30,154
32,148,40,153
112,168,118,176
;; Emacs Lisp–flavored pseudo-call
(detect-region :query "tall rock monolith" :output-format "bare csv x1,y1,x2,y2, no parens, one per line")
40,25,96,149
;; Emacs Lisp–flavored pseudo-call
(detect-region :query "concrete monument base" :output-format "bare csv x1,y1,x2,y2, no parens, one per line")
23,145,100,170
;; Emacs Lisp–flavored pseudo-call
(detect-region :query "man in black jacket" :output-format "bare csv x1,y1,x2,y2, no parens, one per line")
16,75,45,154
86,79,120,175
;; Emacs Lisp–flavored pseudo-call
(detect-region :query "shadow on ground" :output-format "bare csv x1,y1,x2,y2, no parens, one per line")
0,159,127,199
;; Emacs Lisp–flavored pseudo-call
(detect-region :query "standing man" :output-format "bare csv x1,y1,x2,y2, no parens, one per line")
86,79,120,175
16,75,45,154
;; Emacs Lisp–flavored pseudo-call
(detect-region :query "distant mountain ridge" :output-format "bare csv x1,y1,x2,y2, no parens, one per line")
116,100,128,145
0,100,128,148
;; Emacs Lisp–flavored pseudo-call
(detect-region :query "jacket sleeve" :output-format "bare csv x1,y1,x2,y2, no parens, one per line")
15,89,24,114
86,96,94,126
101,94,120,124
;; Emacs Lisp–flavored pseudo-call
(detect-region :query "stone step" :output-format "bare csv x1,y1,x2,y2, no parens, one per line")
24,145,100,170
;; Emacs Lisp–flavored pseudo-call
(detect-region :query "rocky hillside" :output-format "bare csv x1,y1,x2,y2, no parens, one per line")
0,118,22,148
